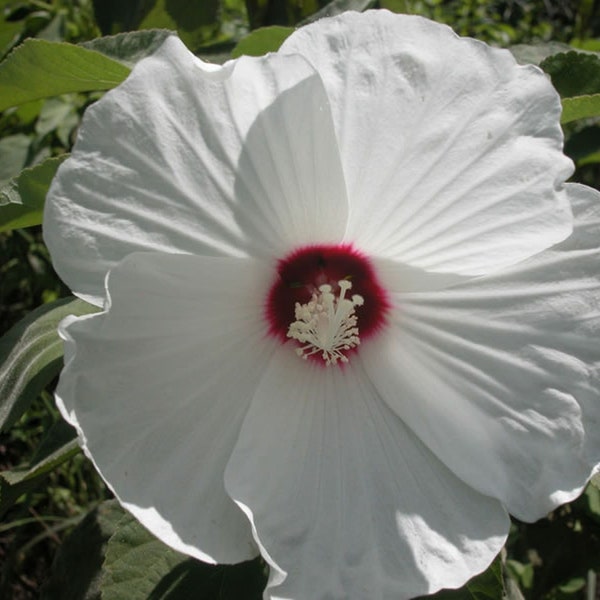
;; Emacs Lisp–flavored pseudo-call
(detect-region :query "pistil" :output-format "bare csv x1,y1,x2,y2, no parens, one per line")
287,281,365,365
265,244,390,366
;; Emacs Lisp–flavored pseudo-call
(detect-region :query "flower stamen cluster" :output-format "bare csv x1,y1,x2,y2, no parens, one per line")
287,280,364,365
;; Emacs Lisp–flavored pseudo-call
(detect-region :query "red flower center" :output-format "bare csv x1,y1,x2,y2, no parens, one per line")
265,244,390,365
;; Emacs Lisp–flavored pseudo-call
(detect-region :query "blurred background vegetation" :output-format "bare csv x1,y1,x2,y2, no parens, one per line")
1,0,600,598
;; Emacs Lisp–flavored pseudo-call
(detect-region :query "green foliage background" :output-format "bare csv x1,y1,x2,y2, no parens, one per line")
1,1,600,599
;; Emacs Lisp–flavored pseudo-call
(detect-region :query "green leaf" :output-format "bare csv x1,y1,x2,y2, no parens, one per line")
231,25,293,58
0,0,23,56
82,29,175,68
378,0,410,13
12,99,45,125
245,0,313,28
503,575,525,600
536,51,600,123
0,154,68,232
137,0,220,52
561,94,600,124
571,38,600,52
41,500,126,600
558,577,586,594
101,513,267,600
300,0,377,24
564,125,600,165
505,560,534,592
35,96,80,144
0,133,30,187
6,419,77,484
91,0,154,35
0,16,21,59
416,555,506,599
0,296,99,433
584,482,600,526
0,419,78,516
541,51,600,98
0,39,130,111
141,0,219,30
38,12,67,42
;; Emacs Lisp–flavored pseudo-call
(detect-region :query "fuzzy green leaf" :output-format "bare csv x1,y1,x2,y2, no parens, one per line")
101,513,267,600
541,51,600,98
41,500,126,600
82,29,174,68
0,296,99,433
535,51,600,122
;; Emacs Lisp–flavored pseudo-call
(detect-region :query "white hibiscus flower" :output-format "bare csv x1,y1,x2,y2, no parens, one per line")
43,9,600,600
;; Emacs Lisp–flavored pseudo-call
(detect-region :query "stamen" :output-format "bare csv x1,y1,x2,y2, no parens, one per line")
287,280,364,366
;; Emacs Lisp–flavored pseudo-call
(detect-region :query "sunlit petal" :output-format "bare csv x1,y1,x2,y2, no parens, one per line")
282,11,573,275
363,183,600,520
57,252,275,562
44,36,347,305
225,351,509,599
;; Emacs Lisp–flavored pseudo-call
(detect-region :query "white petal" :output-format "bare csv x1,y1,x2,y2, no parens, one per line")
362,183,600,521
371,256,473,293
56,252,276,563
224,351,509,600
44,36,348,305
281,10,573,275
